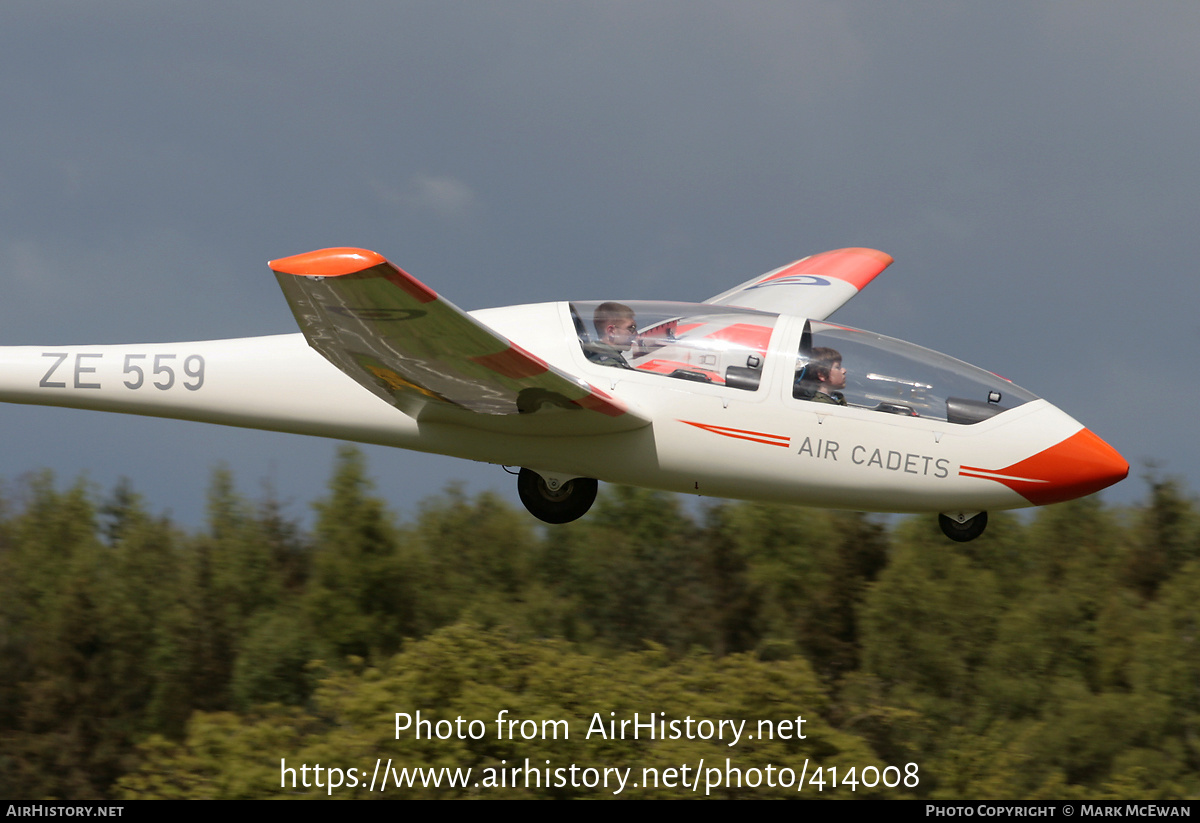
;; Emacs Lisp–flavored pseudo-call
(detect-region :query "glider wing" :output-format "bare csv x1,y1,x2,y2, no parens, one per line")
271,248,648,432
704,247,893,320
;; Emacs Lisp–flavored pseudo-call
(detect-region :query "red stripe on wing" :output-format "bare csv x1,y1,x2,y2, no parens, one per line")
470,344,551,379
573,389,627,417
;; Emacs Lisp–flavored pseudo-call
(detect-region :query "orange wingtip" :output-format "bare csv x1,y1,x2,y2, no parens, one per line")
774,248,894,290
269,247,388,277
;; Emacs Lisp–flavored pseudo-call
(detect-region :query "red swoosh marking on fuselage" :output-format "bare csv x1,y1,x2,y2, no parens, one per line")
680,420,790,447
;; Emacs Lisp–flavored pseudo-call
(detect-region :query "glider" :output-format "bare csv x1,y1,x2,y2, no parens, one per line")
0,246,1127,541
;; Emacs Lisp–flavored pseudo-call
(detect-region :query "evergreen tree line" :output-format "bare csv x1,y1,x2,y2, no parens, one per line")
0,446,1196,799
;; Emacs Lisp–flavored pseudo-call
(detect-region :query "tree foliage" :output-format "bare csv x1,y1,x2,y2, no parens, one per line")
0,452,1197,799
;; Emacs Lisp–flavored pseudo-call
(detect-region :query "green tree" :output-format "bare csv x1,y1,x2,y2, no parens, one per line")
858,518,1002,718
0,474,178,797
415,484,540,630
304,446,426,659
547,486,709,650
1125,474,1199,599
120,622,885,799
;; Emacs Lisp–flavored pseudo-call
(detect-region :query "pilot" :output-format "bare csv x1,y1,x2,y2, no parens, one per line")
795,346,847,405
585,302,638,369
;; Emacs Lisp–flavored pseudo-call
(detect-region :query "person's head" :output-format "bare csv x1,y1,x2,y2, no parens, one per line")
805,346,846,392
593,302,637,350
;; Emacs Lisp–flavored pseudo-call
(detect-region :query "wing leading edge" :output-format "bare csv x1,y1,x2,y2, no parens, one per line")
704,247,893,320
270,248,649,434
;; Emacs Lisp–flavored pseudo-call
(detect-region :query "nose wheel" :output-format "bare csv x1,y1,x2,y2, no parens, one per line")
517,468,598,524
938,511,988,542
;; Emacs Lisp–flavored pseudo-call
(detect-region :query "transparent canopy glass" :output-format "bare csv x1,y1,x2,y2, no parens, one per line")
571,301,778,391
800,321,1038,423
569,301,1038,423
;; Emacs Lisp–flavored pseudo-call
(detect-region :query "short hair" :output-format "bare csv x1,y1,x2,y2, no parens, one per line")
803,346,842,383
592,302,635,337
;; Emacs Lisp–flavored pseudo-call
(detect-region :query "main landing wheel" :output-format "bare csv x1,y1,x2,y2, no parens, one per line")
517,468,598,524
938,511,988,542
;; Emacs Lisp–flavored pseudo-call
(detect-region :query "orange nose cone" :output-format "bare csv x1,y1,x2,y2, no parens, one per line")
1005,428,1130,506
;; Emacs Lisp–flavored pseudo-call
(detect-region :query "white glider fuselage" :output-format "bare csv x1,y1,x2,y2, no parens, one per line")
0,298,1125,516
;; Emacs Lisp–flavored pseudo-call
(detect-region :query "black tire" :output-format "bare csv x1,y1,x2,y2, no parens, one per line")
517,468,598,524
938,512,988,542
